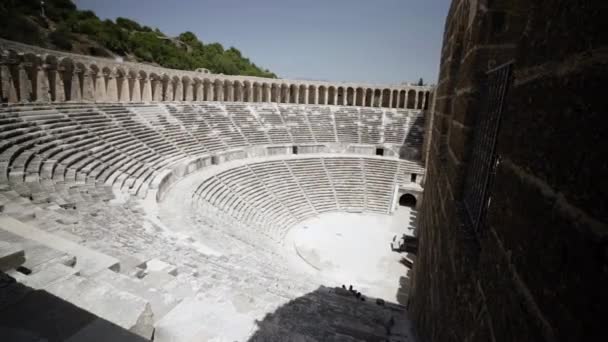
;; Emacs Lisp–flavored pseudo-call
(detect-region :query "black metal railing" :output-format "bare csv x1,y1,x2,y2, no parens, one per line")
462,61,513,234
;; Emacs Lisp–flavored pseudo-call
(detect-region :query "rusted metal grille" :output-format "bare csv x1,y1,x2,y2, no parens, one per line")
462,62,513,233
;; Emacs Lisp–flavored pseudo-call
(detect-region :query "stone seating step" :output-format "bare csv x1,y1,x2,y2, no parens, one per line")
44,273,154,339
0,216,119,276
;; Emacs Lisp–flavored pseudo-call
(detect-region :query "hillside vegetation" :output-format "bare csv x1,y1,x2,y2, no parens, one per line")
0,0,276,78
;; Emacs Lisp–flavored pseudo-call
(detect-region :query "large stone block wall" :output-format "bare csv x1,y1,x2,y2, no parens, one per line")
0,38,432,109
411,1,607,341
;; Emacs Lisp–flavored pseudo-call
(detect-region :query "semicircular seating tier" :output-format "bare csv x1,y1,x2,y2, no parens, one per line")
0,102,425,200
192,156,424,243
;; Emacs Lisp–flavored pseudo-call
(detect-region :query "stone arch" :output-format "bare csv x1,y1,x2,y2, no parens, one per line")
407,89,416,109
308,85,316,104
253,82,261,102
243,81,251,102
127,69,140,102
399,90,406,108
280,84,289,103
337,87,345,105
233,80,243,102
115,67,130,102
299,84,307,104
365,89,373,107
271,83,279,102
44,55,63,102
417,91,424,109
192,78,203,101
59,57,75,101
161,74,172,101
223,80,233,101
289,84,298,103
328,86,336,105
203,79,212,101
182,76,194,101
149,73,162,102
391,90,399,108
169,75,181,101
373,89,382,107
318,85,327,104
399,193,417,208
355,88,364,106
382,89,391,108
213,79,223,101
262,83,270,102
346,87,355,106
88,63,103,102
140,70,152,102
20,53,40,102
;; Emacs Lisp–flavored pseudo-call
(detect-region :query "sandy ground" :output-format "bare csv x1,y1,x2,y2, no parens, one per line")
284,207,415,301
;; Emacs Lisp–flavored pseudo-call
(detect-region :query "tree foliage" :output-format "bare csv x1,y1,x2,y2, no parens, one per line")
0,0,276,78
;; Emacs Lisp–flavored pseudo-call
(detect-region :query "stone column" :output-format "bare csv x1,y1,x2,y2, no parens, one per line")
131,77,142,102
247,85,254,103
105,72,119,102
152,78,162,102
388,90,394,108
293,85,299,104
18,63,33,102
36,65,51,103
1,63,18,103
52,67,66,103
70,68,82,102
421,92,427,109
195,82,204,101
174,80,184,102
81,70,95,102
333,89,338,105
205,83,212,101
118,75,129,102
93,72,106,102
165,81,174,101
141,77,152,102
262,87,272,102
303,86,309,105
361,90,367,108
414,91,419,109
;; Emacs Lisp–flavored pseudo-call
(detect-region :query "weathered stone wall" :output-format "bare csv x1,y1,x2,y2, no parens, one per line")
411,0,607,341
0,38,432,108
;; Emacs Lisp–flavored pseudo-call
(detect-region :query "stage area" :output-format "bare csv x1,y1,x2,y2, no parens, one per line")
284,207,416,301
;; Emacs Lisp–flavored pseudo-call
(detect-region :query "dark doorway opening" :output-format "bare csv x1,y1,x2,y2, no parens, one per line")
292,146,298,154
399,193,417,208
375,148,384,156
211,155,219,165
410,174,417,183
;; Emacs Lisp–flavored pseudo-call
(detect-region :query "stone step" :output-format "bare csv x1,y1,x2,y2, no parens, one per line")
92,268,182,323
0,240,25,271
44,274,154,339
0,216,119,276
8,262,78,288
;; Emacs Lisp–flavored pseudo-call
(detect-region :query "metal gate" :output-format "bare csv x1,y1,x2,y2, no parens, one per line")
462,61,513,233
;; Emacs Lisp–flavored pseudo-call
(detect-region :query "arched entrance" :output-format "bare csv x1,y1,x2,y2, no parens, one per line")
399,193,417,208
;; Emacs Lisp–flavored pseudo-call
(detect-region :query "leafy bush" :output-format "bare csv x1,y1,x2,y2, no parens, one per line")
49,28,73,50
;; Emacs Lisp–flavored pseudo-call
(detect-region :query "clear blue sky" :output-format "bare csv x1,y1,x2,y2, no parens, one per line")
74,0,450,84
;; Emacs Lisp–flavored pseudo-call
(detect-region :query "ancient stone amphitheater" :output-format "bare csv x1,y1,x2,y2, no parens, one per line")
0,39,432,341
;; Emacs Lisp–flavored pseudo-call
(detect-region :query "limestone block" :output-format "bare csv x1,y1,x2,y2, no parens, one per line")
0,241,25,271
14,262,78,288
45,275,154,339
0,216,120,276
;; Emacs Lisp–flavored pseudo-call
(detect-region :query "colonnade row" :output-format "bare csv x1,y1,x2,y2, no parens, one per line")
0,46,432,109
